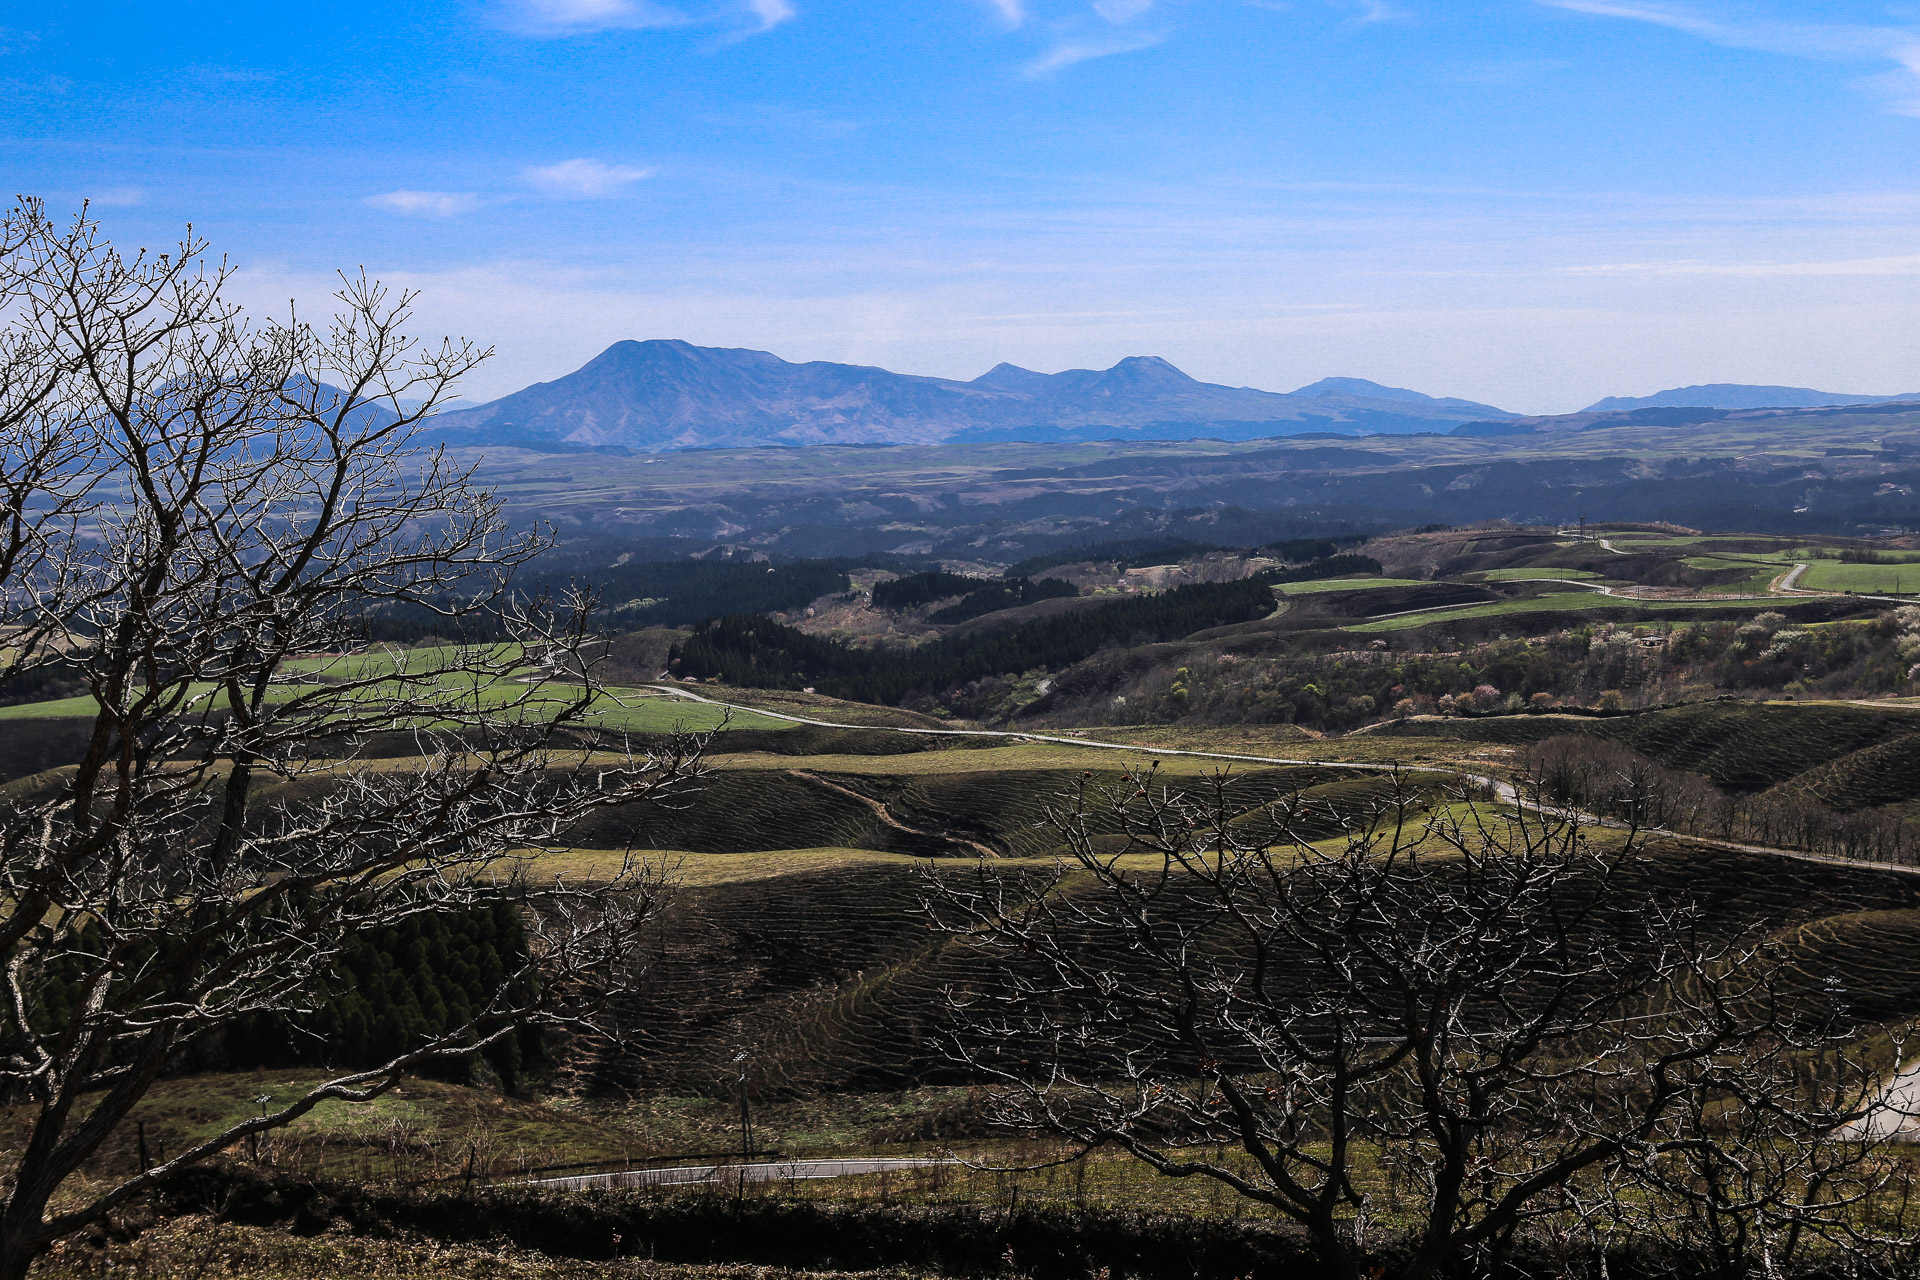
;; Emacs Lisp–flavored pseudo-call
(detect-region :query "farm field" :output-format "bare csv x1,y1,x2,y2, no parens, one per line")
1470,566,1603,581
1343,588,1793,631
18,516,1920,1280
1272,575,1429,594
0,680,789,733
1797,559,1920,594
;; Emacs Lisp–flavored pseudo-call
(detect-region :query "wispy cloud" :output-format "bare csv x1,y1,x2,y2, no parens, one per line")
496,0,685,36
1352,0,1406,21
522,158,656,197
89,186,145,208
1024,29,1165,75
364,190,483,218
981,0,1028,28
743,0,796,31
1536,1,1920,114
1092,0,1153,22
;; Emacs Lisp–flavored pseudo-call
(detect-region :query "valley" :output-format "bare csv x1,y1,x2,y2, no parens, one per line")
21,495,1920,1277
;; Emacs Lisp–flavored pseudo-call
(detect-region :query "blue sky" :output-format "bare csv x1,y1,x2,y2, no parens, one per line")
9,1,1920,412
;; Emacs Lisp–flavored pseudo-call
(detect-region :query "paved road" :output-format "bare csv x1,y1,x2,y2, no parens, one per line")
1839,1060,1920,1141
646,684,1400,779
647,684,1920,883
523,1156,953,1191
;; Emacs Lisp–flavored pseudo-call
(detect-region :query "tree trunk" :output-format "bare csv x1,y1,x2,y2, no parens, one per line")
0,1227,47,1280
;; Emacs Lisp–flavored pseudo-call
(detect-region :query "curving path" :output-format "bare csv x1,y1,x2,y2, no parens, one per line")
788,767,997,858
644,683,1920,1137
640,685,1920,880
524,1156,953,1191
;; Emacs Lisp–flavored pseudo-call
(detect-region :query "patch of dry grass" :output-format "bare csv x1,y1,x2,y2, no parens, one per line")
30,1215,928,1280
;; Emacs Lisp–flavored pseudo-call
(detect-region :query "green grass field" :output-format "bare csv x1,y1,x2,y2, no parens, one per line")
1273,576,1429,595
1797,560,1920,594
1342,589,1799,633
0,683,788,733
596,693,793,732
1677,556,1782,594
1472,566,1601,581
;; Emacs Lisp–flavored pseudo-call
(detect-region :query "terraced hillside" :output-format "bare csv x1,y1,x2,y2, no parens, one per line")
1378,700,1920,794
559,821,1920,1103
578,746,1396,859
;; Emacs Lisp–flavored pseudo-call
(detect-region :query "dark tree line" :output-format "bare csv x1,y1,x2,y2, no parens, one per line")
591,558,852,627
1006,534,1366,578
871,569,987,610
1262,553,1385,584
671,578,1277,705
871,569,1079,620
28,903,549,1094
927,576,1078,623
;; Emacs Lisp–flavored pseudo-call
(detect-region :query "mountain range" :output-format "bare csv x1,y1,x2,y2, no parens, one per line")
433,340,1517,452
426,341,1920,454
1585,384,1920,412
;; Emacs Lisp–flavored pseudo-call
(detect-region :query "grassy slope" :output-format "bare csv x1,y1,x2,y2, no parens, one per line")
1799,560,1920,593
1273,576,1428,595
20,707,1920,1245
1374,701,1920,790
0,685,792,732
1345,590,1790,633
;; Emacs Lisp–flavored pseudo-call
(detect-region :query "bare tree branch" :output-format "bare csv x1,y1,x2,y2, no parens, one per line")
0,200,703,1280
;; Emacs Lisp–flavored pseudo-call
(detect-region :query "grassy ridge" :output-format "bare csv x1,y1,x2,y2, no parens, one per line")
1376,701,1920,791
671,579,1279,704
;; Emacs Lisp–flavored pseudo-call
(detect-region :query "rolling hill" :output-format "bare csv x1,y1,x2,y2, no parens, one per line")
430,340,1516,452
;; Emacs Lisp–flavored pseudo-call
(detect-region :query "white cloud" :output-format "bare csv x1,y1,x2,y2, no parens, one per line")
522,158,656,198
497,0,684,35
1350,0,1406,20
364,190,483,218
981,0,1027,27
89,186,145,208
743,0,796,30
1092,0,1153,22
1536,1,1920,114
1024,29,1165,75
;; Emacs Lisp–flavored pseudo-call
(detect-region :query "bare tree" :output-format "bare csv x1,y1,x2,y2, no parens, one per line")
1589,1015,1906,1280
0,201,703,1280
927,767,1896,1280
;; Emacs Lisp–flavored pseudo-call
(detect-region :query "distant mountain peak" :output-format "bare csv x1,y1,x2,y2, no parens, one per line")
1291,375,1513,418
1108,354,1193,378
971,362,1054,391
432,341,1513,452
1584,383,1920,412
1293,376,1427,402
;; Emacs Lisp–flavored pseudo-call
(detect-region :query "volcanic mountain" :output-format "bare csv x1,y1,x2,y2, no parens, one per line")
431,340,1515,452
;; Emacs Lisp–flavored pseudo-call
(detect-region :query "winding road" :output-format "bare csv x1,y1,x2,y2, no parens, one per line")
639,684,1920,882
524,1156,954,1191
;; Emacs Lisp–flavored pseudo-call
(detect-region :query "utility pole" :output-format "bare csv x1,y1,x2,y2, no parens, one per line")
250,1094,273,1164
733,1051,753,1161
